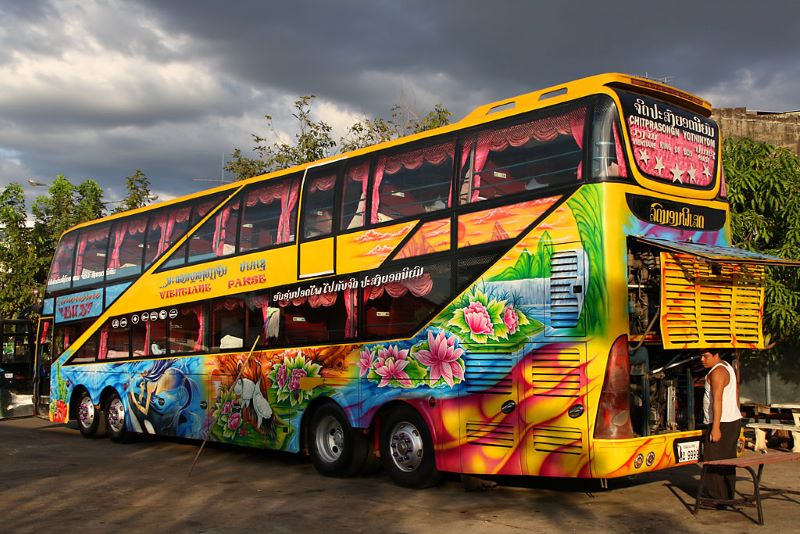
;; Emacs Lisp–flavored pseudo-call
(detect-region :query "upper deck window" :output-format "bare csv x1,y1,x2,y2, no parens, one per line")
72,225,110,288
340,160,370,230
302,167,339,240
617,90,718,189
47,233,78,292
144,205,193,269
188,196,241,263
107,214,147,282
371,141,454,223
459,105,586,204
240,175,299,252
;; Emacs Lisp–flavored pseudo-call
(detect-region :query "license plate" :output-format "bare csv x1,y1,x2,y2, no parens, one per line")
3,373,12,379
677,441,700,463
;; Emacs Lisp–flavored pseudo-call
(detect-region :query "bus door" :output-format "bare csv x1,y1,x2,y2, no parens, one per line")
34,317,53,415
520,342,589,477
298,163,341,279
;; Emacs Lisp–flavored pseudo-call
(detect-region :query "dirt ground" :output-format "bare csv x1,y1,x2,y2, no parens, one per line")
1,416,798,533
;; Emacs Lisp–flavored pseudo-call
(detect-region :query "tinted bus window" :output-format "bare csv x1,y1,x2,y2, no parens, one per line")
169,303,206,354
274,289,354,345
144,204,193,268
188,197,241,263
239,177,298,252
98,322,131,360
161,194,224,269
371,141,454,223
47,233,77,292
302,167,339,239
132,316,168,357
459,105,587,204
107,214,147,282
211,298,245,351
73,225,110,289
340,160,370,230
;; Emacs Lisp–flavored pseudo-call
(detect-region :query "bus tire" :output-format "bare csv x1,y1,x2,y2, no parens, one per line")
77,390,100,438
105,392,130,443
309,403,367,477
380,405,442,488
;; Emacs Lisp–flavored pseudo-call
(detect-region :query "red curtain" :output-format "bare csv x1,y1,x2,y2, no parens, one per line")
363,273,434,302
98,325,109,360
278,180,300,243
370,142,455,223
464,107,587,201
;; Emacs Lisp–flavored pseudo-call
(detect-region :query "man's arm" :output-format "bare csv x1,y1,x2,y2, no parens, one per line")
709,366,729,442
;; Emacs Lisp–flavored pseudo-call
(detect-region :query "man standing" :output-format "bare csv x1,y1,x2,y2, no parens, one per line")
701,350,742,501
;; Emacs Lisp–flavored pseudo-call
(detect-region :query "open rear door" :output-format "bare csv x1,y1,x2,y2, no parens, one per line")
633,237,800,350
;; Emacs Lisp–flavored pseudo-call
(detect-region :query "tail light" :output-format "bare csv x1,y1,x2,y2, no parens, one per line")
594,335,635,439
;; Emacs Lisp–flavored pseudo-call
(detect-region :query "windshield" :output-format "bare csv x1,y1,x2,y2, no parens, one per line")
616,90,718,189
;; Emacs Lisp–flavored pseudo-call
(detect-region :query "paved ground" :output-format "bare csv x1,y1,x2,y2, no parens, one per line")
1,417,798,533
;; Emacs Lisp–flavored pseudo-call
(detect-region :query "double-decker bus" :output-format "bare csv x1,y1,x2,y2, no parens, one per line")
36,73,799,488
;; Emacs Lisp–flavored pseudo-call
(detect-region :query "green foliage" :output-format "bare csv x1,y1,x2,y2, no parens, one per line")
115,169,157,213
723,137,800,346
567,185,606,335
227,96,452,180
0,184,40,317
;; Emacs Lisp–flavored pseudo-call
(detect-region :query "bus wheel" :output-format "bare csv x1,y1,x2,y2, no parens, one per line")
380,405,442,488
77,391,100,438
309,403,367,477
105,392,129,442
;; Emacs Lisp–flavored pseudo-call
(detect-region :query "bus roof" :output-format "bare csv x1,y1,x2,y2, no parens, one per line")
63,72,712,234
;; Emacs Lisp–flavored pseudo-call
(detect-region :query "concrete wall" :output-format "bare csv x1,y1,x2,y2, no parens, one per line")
712,108,800,155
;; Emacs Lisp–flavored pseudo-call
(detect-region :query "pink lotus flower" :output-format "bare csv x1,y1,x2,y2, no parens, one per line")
374,357,412,387
275,364,288,390
227,412,241,430
357,348,374,377
289,368,307,391
222,401,232,414
503,306,519,335
416,331,465,387
377,344,408,365
463,301,493,335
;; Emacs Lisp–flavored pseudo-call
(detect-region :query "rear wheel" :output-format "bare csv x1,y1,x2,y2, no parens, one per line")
380,405,442,488
309,403,367,477
77,391,100,438
105,392,130,442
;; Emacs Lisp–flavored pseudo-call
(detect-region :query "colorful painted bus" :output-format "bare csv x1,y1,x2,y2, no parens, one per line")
36,73,798,487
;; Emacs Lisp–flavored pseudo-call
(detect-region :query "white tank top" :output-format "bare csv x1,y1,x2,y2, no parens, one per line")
703,361,741,424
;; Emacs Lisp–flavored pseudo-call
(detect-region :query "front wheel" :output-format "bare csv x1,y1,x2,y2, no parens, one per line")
380,405,441,488
309,403,368,477
77,391,100,438
105,392,130,442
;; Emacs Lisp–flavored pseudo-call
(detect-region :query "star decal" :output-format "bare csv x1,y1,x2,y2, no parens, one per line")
703,165,711,179
654,157,665,174
670,164,684,183
687,165,697,183
638,149,650,166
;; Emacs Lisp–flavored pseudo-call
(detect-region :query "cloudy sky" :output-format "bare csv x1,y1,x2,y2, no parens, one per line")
1,0,798,206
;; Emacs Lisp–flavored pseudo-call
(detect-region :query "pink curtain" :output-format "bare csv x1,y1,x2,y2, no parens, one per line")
278,292,338,308
213,201,239,256
370,142,455,223
39,321,51,345
310,174,336,192
156,207,191,255
464,107,587,201
51,235,76,279
74,228,106,276
245,183,284,207
363,273,433,302
98,326,109,360
278,180,300,243
109,222,128,270
183,306,204,352
344,288,357,338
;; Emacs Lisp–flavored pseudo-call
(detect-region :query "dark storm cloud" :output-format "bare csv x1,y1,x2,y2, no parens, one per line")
1,0,799,204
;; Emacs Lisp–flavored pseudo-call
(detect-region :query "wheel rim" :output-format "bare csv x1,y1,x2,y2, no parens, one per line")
106,396,125,434
388,421,424,473
78,394,95,429
315,414,344,464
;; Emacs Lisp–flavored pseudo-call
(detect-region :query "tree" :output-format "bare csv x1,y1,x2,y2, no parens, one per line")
723,137,800,351
75,179,106,223
115,169,157,212
226,96,452,180
0,184,40,317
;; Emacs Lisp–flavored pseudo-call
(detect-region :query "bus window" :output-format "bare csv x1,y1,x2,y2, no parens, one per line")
169,303,206,354
98,322,131,360
277,290,349,345
591,97,628,179
363,262,451,339
72,226,110,288
107,214,147,282
72,330,100,363
162,193,226,269
245,294,278,347
239,177,298,252
188,197,241,263
340,160,370,230
211,298,245,351
144,205,193,268
302,168,339,240
459,105,587,204
371,141,454,223
132,317,168,357
47,232,77,292
53,320,91,357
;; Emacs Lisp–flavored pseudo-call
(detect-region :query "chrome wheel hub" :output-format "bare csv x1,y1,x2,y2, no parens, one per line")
107,397,125,434
79,395,95,429
389,421,423,472
315,415,344,464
